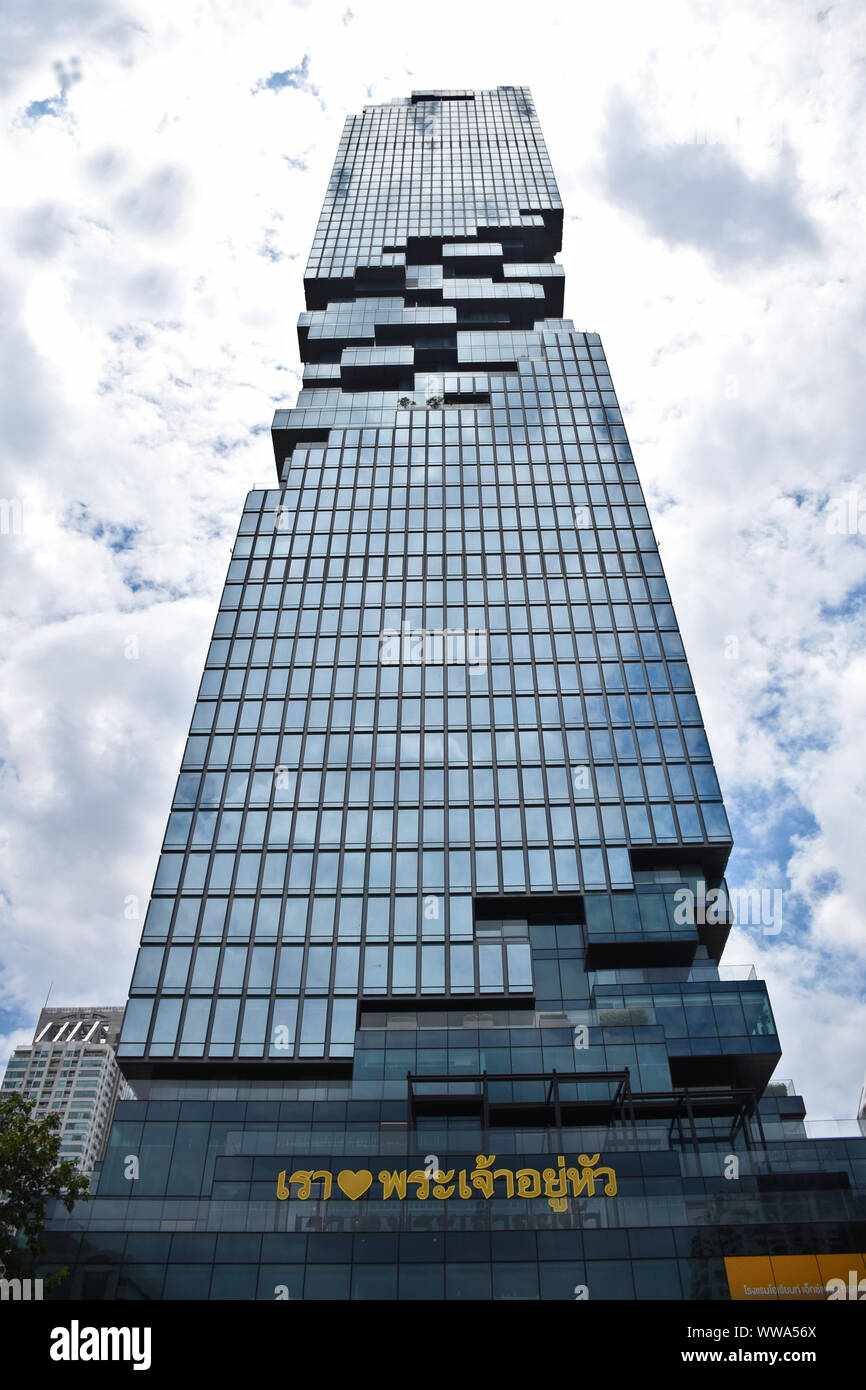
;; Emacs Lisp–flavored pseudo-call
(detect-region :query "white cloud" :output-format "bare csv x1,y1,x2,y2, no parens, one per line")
0,1028,34,1064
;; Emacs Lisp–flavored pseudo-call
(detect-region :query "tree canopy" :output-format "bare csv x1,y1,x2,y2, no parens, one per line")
0,1092,90,1284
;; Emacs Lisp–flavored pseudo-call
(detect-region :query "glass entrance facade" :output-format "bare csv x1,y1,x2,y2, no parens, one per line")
42,86,866,1301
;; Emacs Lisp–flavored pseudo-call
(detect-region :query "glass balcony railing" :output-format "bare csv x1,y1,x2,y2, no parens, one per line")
358,1006,659,1030
804,1118,866,1139
718,964,758,982
762,1077,796,1098
589,963,759,988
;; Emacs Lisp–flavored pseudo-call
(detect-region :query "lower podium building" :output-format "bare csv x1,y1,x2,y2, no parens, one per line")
42,86,866,1301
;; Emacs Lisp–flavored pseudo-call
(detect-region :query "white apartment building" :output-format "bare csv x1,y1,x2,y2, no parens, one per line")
1,1006,133,1172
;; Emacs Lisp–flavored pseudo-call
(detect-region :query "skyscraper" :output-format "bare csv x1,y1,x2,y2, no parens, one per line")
1,1007,132,1173
42,87,866,1302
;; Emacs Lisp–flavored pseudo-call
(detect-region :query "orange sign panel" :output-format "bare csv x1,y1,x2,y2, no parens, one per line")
724,1253,866,1300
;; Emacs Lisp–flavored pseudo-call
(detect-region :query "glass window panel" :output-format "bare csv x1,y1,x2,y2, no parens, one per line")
299,998,328,1054
253,899,280,939
142,899,172,940
338,898,363,939
282,900,307,940
120,998,153,1046
651,804,677,840
179,998,210,1052
277,947,303,991
248,946,275,990
330,998,357,1051
219,947,247,990
392,945,416,993
334,946,360,990
478,943,504,992
132,948,163,990
151,997,182,1046
450,944,475,992
742,993,775,1036
365,898,390,939
363,946,389,993
580,848,606,888
305,946,332,991
421,945,445,994
269,999,298,1056
209,998,240,1051
506,942,533,992
191,946,219,990
310,898,336,939
239,998,269,1052
163,947,191,989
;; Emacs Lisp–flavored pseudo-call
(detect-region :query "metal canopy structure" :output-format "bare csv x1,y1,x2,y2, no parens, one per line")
407,1067,767,1150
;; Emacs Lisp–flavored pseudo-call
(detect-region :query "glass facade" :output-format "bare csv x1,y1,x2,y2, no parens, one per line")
42,86,866,1301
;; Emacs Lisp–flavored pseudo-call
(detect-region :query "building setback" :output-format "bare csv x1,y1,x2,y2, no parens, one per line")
43,86,866,1301
2,1007,132,1173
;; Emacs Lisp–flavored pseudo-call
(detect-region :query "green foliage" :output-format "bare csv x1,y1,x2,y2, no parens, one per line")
598,1007,650,1027
0,1092,90,1286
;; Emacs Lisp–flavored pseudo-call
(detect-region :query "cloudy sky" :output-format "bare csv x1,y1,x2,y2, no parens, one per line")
1,0,864,1121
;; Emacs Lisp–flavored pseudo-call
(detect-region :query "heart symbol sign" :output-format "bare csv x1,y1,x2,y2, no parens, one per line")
337,1169,373,1201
